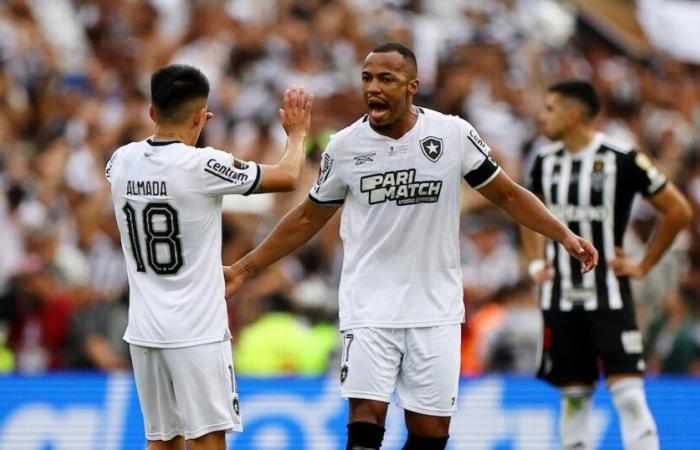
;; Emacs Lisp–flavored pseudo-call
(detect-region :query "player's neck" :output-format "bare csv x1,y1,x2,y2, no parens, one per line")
372,106,418,140
562,127,596,154
153,127,197,146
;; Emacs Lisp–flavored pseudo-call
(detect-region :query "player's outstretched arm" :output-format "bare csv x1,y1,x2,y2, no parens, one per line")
478,170,598,273
224,198,338,298
256,87,314,193
609,183,692,278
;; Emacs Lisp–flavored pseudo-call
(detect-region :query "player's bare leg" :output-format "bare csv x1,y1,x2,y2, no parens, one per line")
607,374,658,450
186,430,226,450
147,436,184,450
403,410,450,450
346,398,388,449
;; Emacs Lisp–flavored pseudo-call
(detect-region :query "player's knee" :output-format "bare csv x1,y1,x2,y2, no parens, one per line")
402,433,448,450
346,421,385,450
610,378,658,450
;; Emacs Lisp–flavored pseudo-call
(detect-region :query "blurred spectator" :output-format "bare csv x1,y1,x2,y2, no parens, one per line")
644,288,700,375
461,279,540,375
461,207,521,307
235,293,336,376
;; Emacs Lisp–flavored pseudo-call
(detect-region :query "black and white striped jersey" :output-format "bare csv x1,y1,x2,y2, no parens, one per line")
528,133,667,311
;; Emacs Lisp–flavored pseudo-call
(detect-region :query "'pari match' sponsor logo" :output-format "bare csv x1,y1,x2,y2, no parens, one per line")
360,169,442,205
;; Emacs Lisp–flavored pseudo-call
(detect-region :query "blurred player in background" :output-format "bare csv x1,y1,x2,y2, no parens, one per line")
224,43,596,450
523,80,692,450
106,64,312,450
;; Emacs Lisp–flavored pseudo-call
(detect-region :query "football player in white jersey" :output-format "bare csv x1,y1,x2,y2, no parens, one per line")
224,44,597,450
106,64,312,450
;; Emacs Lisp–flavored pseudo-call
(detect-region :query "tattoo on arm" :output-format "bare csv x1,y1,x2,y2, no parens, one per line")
241,256,259,277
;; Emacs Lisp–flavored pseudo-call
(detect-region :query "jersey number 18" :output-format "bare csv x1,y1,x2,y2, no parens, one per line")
122,202,184,275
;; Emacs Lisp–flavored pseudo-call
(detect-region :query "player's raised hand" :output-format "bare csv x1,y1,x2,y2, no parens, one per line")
279,86,314,138
561,234,598,274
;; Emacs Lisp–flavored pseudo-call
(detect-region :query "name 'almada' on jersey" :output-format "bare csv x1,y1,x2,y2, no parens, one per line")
126,180,168,196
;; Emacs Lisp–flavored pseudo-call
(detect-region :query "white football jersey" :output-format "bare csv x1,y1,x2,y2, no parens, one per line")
309,107,500,330
106,138,260,348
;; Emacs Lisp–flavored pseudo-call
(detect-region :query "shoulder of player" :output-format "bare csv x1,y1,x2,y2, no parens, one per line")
598,134,636,156
533,141,565,159
323,116,367,152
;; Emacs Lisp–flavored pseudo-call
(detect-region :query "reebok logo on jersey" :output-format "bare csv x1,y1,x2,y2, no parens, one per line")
205,158,249,183
420,136,443,162
361,169,442,205
353,153,375,165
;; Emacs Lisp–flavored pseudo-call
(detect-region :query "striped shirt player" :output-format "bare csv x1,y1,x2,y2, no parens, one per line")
528,132,666,313
522,79,690,450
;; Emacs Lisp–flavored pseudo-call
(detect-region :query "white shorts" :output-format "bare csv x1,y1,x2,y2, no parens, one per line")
130,339,242,441
339,325,461,417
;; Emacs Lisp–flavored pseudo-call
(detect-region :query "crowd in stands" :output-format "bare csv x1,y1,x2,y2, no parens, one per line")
0,0,699,376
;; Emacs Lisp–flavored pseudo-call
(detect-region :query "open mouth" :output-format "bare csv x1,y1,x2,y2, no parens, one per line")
367,99,390,121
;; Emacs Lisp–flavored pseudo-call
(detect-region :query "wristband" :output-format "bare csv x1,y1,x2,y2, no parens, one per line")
528,259,546,279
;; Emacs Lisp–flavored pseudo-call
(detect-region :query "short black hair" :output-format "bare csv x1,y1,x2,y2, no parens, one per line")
150,64,209,123
371,42,418,76
548,79,601,120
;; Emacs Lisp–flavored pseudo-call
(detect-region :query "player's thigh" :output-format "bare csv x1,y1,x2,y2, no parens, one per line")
163,340,242,440
538,310,598,386
130,345,184,441
339,328,403,404
396,325,460,417
587,305,645,378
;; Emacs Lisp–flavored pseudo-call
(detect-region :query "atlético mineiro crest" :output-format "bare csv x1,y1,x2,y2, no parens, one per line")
420,136,443,162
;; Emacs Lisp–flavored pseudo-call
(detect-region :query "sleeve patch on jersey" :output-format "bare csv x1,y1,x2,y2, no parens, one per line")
231,155,249,170
466,128,492,157
464,157,499,188
205,158,249,184
314,153,334,193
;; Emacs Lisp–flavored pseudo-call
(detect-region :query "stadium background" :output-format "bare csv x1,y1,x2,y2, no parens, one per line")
0,0,699,448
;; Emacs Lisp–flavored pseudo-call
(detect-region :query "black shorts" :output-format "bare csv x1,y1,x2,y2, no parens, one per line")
537,302,645,386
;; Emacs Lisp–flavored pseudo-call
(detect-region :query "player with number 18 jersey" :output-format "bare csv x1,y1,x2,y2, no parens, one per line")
107,139,260,348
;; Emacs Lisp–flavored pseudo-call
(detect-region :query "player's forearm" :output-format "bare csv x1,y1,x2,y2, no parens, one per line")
496,184,573,245
274,134,306,188
638,208,691,275
233,202,325,278
521,225,546,262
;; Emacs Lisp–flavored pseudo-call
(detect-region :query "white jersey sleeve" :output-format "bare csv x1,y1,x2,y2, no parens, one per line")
459,120,500,189
308,139,347,205
198,147,260,196
105,146,124,185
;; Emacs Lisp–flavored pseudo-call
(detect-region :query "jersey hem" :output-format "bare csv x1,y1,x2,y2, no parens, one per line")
124,334,229,349
338,317,463,331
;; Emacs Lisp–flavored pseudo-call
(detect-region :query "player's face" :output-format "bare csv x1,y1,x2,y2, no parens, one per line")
539,92,576,141
361,52,418,129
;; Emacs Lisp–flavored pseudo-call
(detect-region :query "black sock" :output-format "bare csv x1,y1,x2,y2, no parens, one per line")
402,433,449,450
346,421,385,450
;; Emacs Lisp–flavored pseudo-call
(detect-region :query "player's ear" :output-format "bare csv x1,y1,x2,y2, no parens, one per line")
192,105,206,128
148,105,157,123
407,78,419,96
